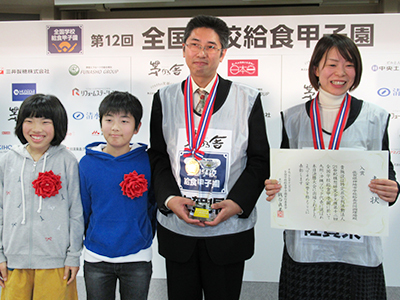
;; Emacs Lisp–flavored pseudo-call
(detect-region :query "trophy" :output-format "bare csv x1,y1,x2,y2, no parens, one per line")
186,157,222,222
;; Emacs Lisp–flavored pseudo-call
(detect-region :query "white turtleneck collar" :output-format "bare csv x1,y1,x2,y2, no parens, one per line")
318,88,347,109
317,88,348,132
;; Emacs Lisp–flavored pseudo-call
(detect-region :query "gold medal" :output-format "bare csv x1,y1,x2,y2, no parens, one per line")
185,157,200,175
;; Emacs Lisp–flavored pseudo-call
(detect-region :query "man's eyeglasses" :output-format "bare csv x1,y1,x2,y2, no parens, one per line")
185,42,222,54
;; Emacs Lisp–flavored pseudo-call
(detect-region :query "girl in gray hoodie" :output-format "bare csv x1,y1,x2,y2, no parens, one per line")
0,94,84,300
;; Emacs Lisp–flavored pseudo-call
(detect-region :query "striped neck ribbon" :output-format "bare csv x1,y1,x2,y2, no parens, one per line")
183,76,219,160
310,92,351,150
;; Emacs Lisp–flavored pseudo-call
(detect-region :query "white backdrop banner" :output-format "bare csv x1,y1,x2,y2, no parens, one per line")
0,13,399,285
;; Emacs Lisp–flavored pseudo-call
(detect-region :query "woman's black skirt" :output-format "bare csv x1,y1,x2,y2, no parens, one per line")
279,245,387,300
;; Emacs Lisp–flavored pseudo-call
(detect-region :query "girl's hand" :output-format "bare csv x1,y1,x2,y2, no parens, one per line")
369,178,399,203
0,262,8,288
64,265,79,285
264,179,282,202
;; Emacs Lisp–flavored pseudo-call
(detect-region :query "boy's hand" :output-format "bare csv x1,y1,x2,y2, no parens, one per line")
0,262,8,288
64,265,79,285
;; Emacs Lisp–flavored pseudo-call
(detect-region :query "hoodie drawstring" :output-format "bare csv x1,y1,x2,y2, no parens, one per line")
20,153,48,224
20,157,27,225
36,153,48,214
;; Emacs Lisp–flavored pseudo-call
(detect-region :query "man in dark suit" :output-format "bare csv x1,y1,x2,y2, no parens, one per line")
148,15,270,300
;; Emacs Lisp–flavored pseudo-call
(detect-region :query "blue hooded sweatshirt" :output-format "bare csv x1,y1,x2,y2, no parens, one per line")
79,142,155,258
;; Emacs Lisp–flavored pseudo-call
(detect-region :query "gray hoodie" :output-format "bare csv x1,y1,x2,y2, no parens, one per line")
0,144,84,269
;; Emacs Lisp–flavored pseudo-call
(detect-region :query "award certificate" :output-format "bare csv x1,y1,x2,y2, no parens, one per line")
270,149,389,236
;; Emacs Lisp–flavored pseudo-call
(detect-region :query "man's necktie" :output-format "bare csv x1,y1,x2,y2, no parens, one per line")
195,89,208,114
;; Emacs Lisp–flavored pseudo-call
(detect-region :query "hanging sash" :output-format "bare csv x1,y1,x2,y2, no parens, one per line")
183,76,219,160
310,93,351,150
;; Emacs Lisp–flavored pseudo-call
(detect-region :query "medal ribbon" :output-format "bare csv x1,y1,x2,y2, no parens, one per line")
310,93,351,150
183,76,219,160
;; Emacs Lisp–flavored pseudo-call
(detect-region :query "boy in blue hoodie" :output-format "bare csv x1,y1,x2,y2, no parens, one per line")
79,91,156,300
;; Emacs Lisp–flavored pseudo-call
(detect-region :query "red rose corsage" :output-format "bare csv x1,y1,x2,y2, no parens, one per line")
120,171,148,199
32,170,62,198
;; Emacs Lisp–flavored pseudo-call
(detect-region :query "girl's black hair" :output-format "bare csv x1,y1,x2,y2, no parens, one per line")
14,93,68,146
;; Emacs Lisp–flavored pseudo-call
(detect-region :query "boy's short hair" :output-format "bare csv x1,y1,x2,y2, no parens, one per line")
183,15,230,50
309,34,362,91
15,93,68,146
99,91,143,130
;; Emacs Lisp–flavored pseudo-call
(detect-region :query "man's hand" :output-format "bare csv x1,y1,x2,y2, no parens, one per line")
204,199,242,226
168,196,205,227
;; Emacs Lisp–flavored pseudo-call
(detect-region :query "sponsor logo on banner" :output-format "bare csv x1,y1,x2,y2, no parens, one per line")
72,87,112,97
148,81,174,96
72,88,80,96
371,61,400,72
72,111,99,120
2,68,49,75
66,146,85,152
377,88,391,97
391,149,400,168
8,106,19,122
228,60,258,76
73,112,85,120
92,131,101,136
0,145,12,152
390,112,400,120
2,131,11,135
12,83,36,101
47,26,83,54
301,60,310,72
377,87,400,97
256,87,270,98
69,65,80,76
68,64,120,76
148,60,184,77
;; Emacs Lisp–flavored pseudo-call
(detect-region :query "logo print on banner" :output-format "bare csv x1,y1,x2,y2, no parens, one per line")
72,87,113,97
72,88,80,96
377,88,391,97
47,26,83,54
69,64,80,76
228,60,258,76
0,145,12,151
73,112,84,120
12,83,36,101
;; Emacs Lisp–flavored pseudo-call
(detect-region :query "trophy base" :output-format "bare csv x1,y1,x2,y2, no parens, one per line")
188,204,219,222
